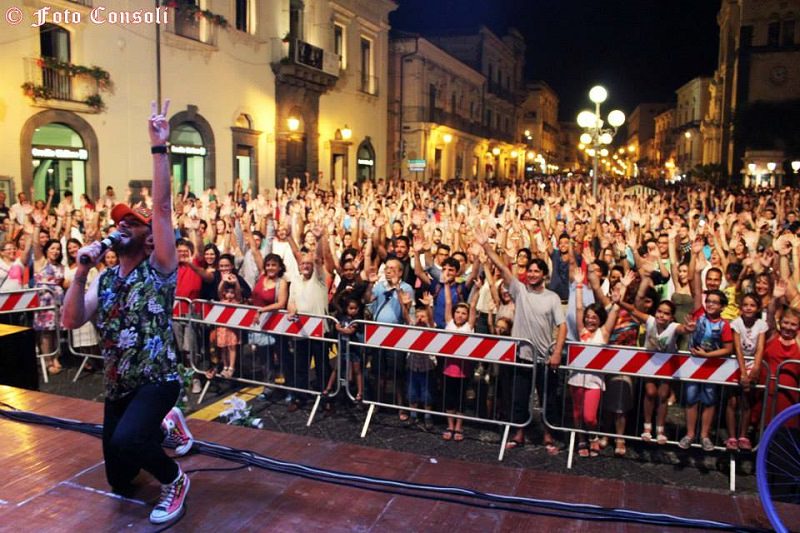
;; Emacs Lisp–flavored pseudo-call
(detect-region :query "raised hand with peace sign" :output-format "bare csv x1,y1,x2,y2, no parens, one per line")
149,98,177,273
149,99,171,147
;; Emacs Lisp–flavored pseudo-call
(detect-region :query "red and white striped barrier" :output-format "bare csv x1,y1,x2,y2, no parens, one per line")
0,290,41,313
195,301,325,339
567,344,741,384
364,323,517,362
258,311,325,338
172,298,192,319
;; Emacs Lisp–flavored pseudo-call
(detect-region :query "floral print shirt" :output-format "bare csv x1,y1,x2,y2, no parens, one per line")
96,259,180,401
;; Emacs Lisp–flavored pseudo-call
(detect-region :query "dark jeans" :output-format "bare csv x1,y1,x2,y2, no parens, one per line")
502,363,561,428
103,380,180,490
289,338,328,404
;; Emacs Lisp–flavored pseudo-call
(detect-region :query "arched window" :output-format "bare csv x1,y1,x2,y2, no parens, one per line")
356,138,375,183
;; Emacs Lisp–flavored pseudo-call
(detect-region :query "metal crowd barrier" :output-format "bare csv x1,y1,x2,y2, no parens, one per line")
185,299,338,426
346,320,537,461
67,328,102,382
0,288,62,384
543,341,772,491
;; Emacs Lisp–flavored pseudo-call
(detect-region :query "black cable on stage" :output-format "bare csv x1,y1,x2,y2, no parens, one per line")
0,406,767,532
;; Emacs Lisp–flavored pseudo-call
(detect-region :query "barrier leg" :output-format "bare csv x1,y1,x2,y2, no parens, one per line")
307,395,321,427
498,425,511,462
360,404,376,438
72,356,90,383
567,431,576,470
39,349,49,385
198,379,211,405
730,455,736,492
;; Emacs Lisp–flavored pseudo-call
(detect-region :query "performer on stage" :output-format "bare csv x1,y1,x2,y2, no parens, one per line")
62,99,193,524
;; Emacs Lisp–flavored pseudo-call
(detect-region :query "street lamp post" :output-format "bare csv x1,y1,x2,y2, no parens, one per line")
577,86,625,197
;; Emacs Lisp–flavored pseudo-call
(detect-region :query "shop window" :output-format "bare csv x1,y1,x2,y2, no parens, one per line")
31,122,86,205
170,123,206,194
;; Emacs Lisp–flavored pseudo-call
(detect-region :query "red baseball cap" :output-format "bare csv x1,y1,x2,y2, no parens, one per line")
111,204,152,225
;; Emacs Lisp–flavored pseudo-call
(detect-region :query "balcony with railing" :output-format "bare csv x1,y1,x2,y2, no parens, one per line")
271,37,339,90
487,80,514,102
22,57,110,113
405,106,491,138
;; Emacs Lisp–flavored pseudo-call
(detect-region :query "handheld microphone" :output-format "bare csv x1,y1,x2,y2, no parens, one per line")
79,231,122,265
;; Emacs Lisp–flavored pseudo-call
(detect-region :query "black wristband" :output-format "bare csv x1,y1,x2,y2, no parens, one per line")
151,145,168,154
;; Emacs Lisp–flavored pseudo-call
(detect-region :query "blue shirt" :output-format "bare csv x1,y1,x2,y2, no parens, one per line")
371,281,414,324
428,277,467,328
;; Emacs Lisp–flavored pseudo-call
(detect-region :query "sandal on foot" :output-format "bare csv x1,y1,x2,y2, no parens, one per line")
725,437,739,451
737,437,753,451
453,430,464,442
614,439,627,457
578,442,590,457
590,439,602,455
354,393,362,402
656,432,668,445
641,423,653,443
544,442,560,456
678,435,693,450
505,439,524,450
442,429,453,441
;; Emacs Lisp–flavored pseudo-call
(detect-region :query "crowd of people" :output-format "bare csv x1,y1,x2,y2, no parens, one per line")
1,174,799,456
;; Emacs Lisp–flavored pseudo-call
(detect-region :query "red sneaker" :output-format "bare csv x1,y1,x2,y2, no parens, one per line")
161,407,194,457
149,470,190,524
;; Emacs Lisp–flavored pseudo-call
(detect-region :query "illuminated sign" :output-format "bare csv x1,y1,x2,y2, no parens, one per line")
170,145,207,156
407,159,426,172
31,147,88,161
357,158,374,166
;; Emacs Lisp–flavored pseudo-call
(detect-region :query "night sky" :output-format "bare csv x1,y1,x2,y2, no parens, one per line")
390,0,721,120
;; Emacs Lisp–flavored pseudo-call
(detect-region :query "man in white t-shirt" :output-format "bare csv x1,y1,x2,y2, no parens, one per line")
476,228,566,453
9,191,33,225
286,224,332,412
270,223,299,283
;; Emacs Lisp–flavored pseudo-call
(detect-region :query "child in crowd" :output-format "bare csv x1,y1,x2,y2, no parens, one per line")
572,268,620,457
727,293,767,451
618,298,696,445
441,282,478,442
761,306,800,424
406,292,436,430
214,279,243,378
332,297,364,402
680,289,734,451
720,263,743,321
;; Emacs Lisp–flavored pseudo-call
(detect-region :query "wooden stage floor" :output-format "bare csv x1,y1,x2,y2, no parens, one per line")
0,385,790,532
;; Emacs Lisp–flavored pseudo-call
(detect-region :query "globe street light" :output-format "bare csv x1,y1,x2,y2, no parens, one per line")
577,85,625,197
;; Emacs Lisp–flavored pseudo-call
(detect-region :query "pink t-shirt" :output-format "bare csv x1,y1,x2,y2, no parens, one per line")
443,319,473,378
